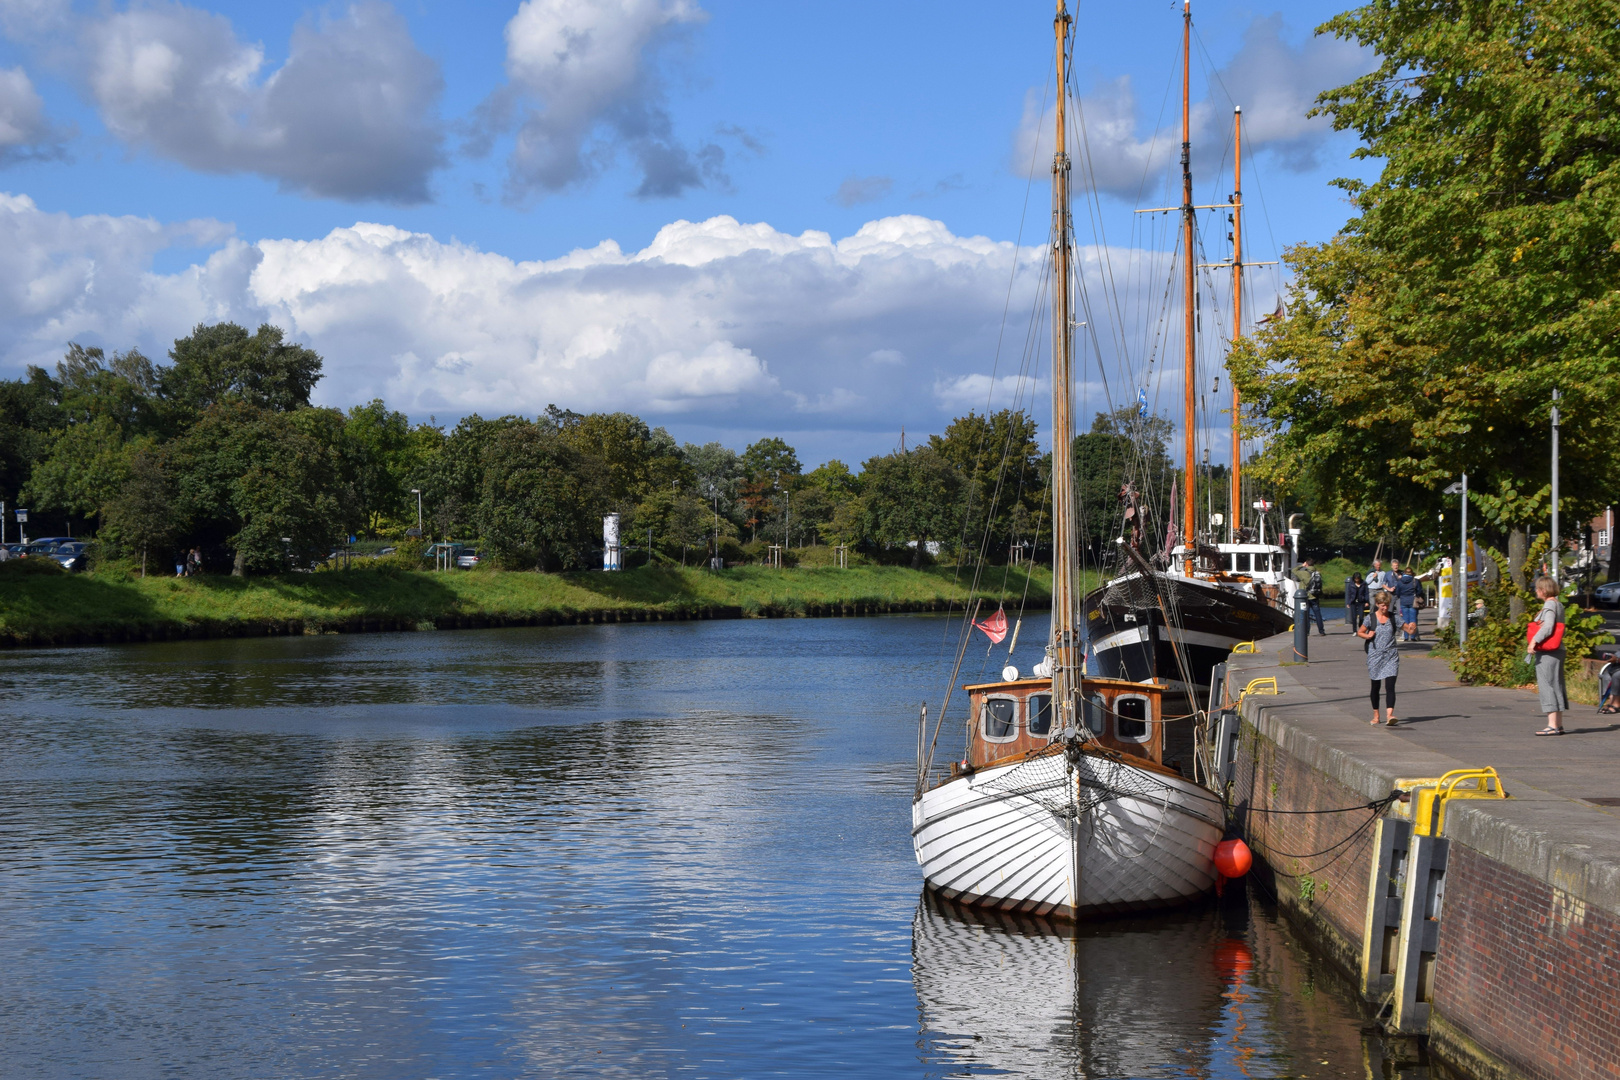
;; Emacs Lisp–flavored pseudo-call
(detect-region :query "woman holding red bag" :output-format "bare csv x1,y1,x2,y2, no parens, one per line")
1529,576,1567,736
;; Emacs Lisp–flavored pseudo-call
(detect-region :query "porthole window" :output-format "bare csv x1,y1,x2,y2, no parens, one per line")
982,697,1018,741
1083,694,1107,736
1114,695,1150,742
1028,693,1053,737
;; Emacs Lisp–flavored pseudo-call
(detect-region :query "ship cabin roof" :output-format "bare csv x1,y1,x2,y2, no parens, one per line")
958,677,1165,774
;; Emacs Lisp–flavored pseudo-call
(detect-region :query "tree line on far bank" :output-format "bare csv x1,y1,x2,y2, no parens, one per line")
0,324,1183,575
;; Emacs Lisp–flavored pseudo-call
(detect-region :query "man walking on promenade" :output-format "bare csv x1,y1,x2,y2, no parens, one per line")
1393,562,1422,641
1368,558,1393,595
1295,557,1327,636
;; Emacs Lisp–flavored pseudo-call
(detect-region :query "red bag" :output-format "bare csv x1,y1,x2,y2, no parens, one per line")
1527,620,1565,651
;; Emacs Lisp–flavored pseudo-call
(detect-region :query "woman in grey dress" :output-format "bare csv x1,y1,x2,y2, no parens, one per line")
1357,591,1414,725
1529,575,1567,736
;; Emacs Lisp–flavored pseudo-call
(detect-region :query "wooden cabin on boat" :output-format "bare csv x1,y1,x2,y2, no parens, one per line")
955,676,1167,773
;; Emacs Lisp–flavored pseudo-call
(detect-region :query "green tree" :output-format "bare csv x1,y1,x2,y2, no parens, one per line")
56,344,162,432
0,367,63,507
24,415,132,526
170,402,352,574
344,399,414,535
860,446,964,568
162,323,323,420
476,422,593,569
929,409,1043,562
416,415,524,540
1233,0,1620,544
683,442,742,507
1074,408,1175,560
560,411,689,511
804,459,860,498
737,437,801,541
102,444,180,575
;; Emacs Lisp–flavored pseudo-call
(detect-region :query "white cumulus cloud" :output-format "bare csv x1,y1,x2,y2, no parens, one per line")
0,197,1051,441
0,194,1275,460
472,0,726,201
0,66,68,163
80,1,444,202
1015,15,1371,197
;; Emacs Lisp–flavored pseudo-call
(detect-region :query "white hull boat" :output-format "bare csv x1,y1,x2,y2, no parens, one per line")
913,732,1221,918
911,1,1229,920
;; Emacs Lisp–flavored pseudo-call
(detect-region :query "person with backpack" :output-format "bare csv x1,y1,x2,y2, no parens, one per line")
1359,591,1416,725
1393,563,1422,641
1529,575,1568,736
1295,557,1326,636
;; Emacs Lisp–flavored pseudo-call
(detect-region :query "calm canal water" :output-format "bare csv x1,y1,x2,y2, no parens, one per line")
0,615,1441,1079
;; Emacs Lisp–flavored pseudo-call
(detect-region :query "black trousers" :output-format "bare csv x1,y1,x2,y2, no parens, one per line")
1370,676,1397,711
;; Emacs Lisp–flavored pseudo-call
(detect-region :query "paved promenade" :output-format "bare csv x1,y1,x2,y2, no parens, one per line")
1226,609,1620,1080
1265,607,1620,812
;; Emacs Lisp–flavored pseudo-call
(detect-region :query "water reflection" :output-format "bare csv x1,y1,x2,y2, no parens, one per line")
0,618,1448,1078
913,889,1442,1079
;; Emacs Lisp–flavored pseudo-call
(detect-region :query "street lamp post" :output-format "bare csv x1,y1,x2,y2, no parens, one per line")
410,488,423,538
1551,388,1561,586
1446,475,1469,650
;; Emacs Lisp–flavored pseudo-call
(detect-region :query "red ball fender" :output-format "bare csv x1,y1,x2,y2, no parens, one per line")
1214,838,1253,879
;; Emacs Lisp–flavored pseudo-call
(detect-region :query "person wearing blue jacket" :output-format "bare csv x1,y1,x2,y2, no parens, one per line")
1392,564,1422,641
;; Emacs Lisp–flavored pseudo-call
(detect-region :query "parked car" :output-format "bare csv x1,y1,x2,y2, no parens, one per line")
24,537,73,557
1595,581,1620,607
421,542,464,565
52,541,89,571
376,546,397,557
456,549,481,569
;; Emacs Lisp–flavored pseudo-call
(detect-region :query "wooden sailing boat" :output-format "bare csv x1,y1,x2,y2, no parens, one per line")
1080,1,1294,696
910,1,1223,919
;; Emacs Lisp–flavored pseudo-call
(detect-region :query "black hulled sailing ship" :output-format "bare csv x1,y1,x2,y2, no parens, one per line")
1081,5,1294,694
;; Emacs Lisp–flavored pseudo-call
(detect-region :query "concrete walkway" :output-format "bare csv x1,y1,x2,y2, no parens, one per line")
1270,606,1620,809
1226,611,1620,1080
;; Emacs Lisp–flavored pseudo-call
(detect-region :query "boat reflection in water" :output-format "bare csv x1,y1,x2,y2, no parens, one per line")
912,889,1438,1079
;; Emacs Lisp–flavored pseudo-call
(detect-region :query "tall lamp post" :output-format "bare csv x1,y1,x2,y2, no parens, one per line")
1446,476,1469,650
1551,388,1561,585
409,488,423,538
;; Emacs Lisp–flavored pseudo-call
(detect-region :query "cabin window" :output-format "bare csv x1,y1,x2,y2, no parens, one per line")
1239,553,1254,573
1028,693,1053,737
1114,695,1151,742
1083,694,1107,736
982,697,1018,741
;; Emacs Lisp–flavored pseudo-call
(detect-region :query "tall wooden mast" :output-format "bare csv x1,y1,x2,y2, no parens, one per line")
1049,0,1081,727
1230,106,1243,540
1179,0,1197,563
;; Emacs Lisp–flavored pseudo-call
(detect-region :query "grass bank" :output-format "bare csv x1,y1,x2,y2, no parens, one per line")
0,561,1056,647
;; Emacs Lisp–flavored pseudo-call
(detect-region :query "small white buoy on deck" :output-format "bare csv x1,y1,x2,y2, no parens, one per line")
1001,665,1019,682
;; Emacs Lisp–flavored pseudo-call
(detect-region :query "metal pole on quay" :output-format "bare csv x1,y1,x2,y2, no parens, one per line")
1446,476,1469,651
1293,589,1309,662
1552,387,1561,585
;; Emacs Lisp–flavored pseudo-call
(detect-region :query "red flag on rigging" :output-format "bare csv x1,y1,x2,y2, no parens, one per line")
974,606,1009,644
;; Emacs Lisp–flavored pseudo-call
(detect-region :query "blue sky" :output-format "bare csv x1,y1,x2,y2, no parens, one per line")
0,0,1376,466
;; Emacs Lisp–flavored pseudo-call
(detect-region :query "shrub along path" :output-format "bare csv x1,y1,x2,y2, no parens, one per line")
0,562,1056,647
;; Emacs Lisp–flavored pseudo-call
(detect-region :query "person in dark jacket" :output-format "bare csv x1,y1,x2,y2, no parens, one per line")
1294,557,1326,635
1393,565,1422,641
1347,572,1369,633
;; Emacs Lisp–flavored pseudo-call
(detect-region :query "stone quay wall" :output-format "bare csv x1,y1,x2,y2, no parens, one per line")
1226,658,1620,1080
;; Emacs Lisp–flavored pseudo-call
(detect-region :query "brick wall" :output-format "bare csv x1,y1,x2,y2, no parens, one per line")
1431,843,1620,1080
1231,725,1379,976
